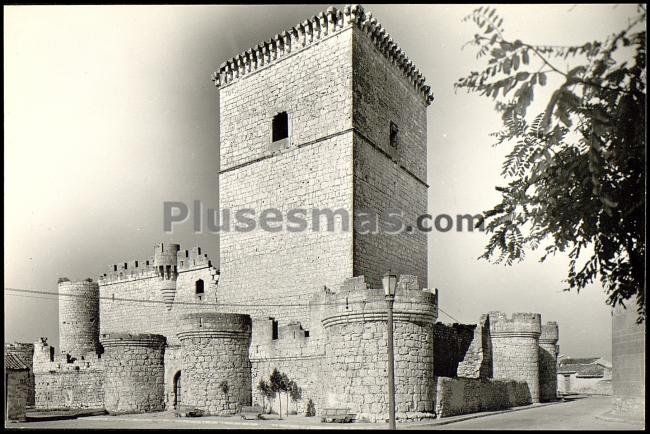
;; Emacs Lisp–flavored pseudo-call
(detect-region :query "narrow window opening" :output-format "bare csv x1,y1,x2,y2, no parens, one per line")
135,261,139,268
272,112,289,142
304,330,310,338
124,262,128,269
195,279,204,301
113,265,117,272
390,122,399,147
271,318,279,340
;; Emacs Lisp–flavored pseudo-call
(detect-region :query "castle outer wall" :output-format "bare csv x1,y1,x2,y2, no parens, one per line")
611,304,645,419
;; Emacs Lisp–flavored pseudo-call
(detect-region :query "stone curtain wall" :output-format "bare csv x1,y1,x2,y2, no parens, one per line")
34,370,104,410
5,370,29,421
434,377,531,418
101,334,166,414
217,26,355,329
251,356,325,416
321,277,437,422
488,312,541,403
58,280,101,358
6,343,35,406
250,319,327,415
177,313,252,415
99,245,219,347
612,304,645,419
432,323,476,378
351,25,428,289
538,322,559,402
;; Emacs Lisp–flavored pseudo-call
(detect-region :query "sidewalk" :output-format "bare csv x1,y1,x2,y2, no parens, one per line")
84,401,561,430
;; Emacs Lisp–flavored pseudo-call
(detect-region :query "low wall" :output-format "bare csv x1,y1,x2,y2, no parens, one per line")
6,370,29,420
434,376,531,418
34,370,104,409
572,378,613,395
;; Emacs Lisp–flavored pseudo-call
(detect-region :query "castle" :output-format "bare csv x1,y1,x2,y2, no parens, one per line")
28,5,560,422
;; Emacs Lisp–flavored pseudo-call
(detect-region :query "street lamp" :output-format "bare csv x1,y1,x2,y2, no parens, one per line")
382,271,397,430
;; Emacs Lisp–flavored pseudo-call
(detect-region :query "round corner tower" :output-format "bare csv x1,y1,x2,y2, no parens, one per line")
58,278,101,358
488,312,542,403
101,333,166,414
538,321,559,402
153,242,180,310
321,280,438,422
177,313,252,415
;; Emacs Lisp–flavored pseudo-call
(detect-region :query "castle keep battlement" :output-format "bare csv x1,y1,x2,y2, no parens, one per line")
212,5,433,106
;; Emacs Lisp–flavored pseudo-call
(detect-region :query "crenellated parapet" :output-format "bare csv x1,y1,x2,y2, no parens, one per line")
322,275,438,328
489,312,542,338
211,4,433,105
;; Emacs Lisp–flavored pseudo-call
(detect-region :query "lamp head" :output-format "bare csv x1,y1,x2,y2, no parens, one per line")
382,271,397,297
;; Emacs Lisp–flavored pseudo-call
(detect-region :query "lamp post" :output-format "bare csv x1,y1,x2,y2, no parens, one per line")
382,271,397,430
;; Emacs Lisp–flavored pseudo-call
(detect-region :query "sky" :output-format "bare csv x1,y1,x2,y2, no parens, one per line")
4,4,640,359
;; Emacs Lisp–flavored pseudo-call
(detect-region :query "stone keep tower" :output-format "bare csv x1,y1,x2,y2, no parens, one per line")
213,5,433,325
58,279,101,358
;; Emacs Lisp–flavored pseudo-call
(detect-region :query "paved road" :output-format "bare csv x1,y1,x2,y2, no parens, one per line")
6,396,644,430
418,396,644,431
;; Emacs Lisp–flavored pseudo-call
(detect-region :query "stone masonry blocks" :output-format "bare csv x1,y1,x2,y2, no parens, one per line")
321,277,437,422
58,279,101,358
177,313,252,415
488,312,541,403
101,333,166,414
538,322,559,402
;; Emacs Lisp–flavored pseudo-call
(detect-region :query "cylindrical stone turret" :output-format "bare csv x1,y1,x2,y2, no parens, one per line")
488,312,542,403
177,313,252,415
321,276,438,422
153,243,180,310
538,322,559,402
58,279,101,358
101,333,166,414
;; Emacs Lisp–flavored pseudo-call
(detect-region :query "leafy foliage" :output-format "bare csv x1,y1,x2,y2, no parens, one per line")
456,5,646,322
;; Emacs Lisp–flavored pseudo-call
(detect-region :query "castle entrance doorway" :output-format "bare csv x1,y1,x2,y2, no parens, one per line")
173,371,182,409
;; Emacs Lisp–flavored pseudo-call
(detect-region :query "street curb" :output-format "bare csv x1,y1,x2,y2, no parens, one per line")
404,401,561,428
86,402,563,429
